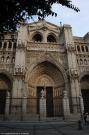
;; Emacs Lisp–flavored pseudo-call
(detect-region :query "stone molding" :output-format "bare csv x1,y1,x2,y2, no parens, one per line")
78,66,89,75
66,43,76,52
27,42,65,52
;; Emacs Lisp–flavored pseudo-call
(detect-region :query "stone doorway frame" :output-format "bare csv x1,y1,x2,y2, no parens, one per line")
25,56,70,118
37,86,54,118
0,70,13,119
79,71,89,114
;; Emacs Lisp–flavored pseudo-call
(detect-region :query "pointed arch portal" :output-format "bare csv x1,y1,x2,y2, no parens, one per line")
27,61,65,117
80,74,89,113
0,73,12,114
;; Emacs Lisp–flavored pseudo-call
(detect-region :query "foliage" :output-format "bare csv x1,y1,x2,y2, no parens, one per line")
0,0,80,32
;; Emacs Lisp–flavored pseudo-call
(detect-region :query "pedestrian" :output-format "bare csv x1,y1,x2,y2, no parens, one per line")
83,113,87,125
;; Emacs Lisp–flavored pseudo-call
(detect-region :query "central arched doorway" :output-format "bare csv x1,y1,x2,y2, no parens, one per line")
0,73,12,115
80,75,89,113
27,61,65,117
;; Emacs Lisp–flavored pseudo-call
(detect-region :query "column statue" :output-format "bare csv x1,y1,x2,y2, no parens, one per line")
40,89,45,99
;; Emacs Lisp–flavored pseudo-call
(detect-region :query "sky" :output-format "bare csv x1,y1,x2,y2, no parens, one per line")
30,0,89,37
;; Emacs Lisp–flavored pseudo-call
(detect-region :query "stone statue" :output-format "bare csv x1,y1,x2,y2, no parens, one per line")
41,89,45,99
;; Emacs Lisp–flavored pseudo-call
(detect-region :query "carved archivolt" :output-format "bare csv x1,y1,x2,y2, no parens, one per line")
25,54,68,85
35,74,54,86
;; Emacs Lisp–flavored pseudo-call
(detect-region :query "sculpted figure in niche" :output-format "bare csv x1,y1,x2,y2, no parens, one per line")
6,56,10,63
1,56,4,62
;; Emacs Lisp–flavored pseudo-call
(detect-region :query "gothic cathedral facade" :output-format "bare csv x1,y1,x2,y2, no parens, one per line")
0,20,89,120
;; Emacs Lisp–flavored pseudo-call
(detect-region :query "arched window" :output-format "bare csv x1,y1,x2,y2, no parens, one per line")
47,34,56,42
1,56,4,62
77,59,79,64
12,57,15,63
32,33,42,42
80,59,83,65
8,41,12,49
77,45,80,52
6,56,10,63
81,46,84,52
13,42,16,49
3,42,7,49
84,59,87,65
85,46,88,52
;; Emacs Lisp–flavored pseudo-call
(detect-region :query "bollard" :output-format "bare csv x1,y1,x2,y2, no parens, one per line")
78,120,83,130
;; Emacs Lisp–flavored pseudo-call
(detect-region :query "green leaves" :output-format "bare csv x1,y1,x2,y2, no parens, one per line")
0,0,79,32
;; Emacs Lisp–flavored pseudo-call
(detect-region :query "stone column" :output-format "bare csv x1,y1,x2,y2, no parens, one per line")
5,91,10,119
11,75,25,120
63,90,70,119
1,41,4,49
22,96,27,114
21,96,27,120
11,42,14,51
63,25,80,115
11,23,27,120
69,68,81,114
79,95,84,116
42,32,47,43
6,42,9,51
21,80,27,120
39,89,46,119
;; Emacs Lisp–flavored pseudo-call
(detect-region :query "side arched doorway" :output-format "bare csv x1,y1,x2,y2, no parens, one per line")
80,75,89,113
0,73,12,115
27,61,65,117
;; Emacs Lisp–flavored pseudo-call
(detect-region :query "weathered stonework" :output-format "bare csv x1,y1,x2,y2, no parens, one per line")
0,20,89,120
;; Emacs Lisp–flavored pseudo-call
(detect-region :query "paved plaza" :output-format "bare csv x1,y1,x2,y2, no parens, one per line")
0,120,89,135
